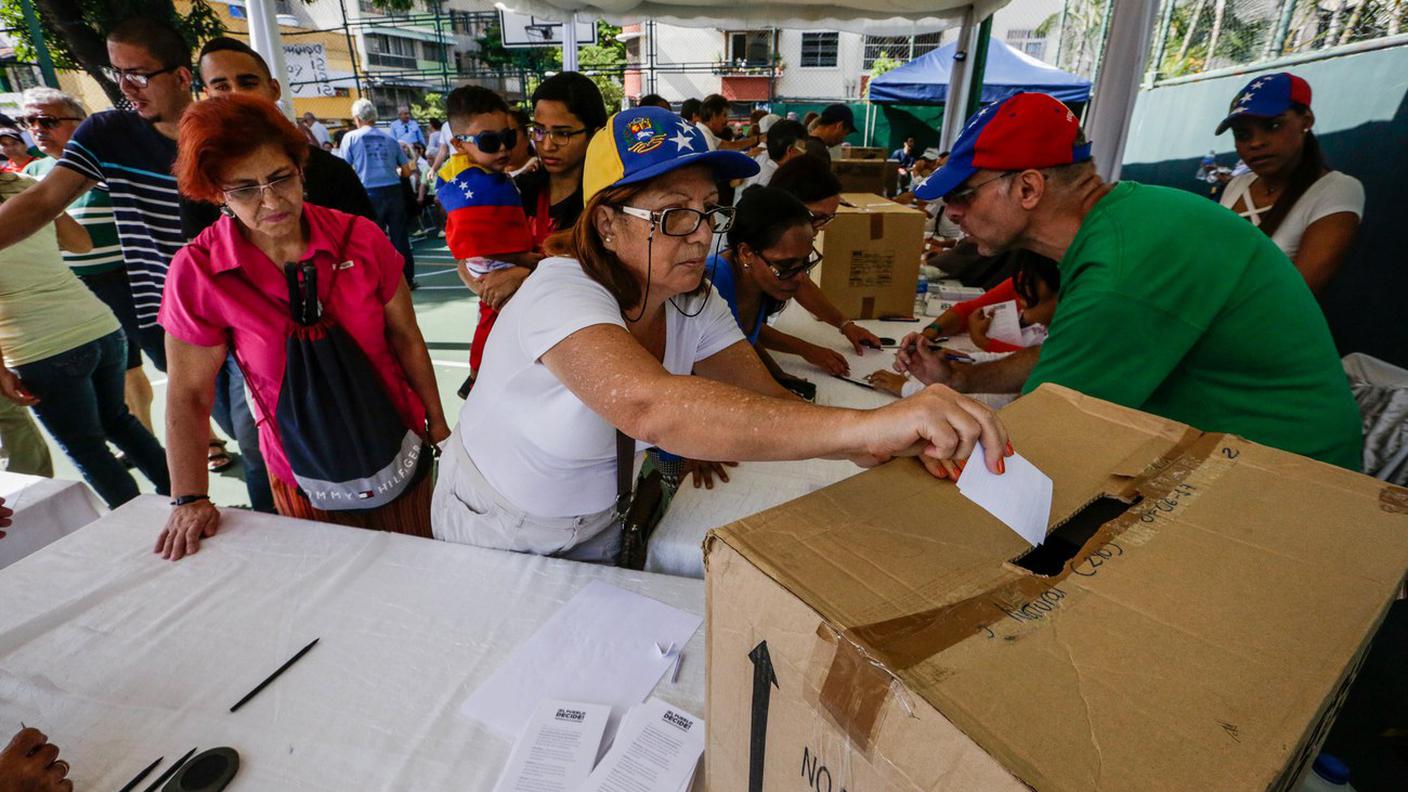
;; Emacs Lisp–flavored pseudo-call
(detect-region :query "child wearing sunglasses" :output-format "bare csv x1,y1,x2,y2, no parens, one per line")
436,85,540,380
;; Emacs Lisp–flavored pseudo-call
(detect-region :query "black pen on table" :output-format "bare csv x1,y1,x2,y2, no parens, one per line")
230,637,320,713
898,335,974,364
115,754,164,792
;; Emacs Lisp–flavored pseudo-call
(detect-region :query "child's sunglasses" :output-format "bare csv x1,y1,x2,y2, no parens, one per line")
452,128,518,154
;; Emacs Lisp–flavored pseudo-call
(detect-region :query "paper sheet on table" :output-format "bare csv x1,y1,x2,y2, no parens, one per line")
461,581,703,740
491,699,609,792
957,440,1053,546
579,697,704,792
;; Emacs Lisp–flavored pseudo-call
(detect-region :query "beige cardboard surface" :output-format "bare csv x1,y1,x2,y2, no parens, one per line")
706,384,1408,791
811,193,923,320
832,158,889,194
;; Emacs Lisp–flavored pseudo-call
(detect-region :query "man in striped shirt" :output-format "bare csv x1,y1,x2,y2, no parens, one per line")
20,86,159,436
0,17,189,373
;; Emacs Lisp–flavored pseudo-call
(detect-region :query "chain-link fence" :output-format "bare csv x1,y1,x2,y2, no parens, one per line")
1148,0,1405,82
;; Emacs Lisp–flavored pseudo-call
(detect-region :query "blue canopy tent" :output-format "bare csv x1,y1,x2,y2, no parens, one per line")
869,37,1090,106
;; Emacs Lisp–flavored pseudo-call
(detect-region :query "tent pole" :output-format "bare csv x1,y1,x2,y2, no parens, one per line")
1085,0,1160,180
964,16,993,118
563,12,579,72
938,5,978,152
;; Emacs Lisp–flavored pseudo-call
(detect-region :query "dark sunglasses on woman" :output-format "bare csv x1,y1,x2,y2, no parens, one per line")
453,128,518,154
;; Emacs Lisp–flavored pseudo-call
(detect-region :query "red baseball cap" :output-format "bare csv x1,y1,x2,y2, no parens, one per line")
916,92,1092,201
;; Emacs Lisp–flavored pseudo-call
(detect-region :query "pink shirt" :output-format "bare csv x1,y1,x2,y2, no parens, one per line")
159,204,427,486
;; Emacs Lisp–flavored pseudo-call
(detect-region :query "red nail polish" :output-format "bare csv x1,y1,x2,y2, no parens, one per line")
1005,441,1014,456
997,457,1006,475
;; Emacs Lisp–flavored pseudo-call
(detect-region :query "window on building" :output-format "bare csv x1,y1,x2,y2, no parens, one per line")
366,34,418,68
357,0,381,15
1006,29,1047,61
421,41,447,62
726,30,772,66
862,32,944,70
799,32,839,68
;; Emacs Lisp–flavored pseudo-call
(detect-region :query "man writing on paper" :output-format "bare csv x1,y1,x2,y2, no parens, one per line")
893,93,1361,470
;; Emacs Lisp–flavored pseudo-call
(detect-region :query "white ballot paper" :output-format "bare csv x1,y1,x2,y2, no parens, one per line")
492,699,610,792
578,697,704,792
985,300,1047,349
462,581,703,740
957,440,1053,546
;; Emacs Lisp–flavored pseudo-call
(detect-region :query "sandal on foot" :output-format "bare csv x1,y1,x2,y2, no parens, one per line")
207,440,235,473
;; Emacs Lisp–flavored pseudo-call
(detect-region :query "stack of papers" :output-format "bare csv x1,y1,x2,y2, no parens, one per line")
956,440,1053,547
579,697,704,792
985,300,1048,349
462,582,703,741
492,700,611,792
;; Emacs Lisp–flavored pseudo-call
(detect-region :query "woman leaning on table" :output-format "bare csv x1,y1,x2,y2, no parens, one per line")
431,106,1014,562
156,95,449,561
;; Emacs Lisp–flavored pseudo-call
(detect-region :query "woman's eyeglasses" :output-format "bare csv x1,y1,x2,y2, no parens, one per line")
527,125,588,145
17,115,82,131
221,172,302,205
809,211,835,230
102,65,180,89
453,128,518,154
754,246,823,281
617,205,736,237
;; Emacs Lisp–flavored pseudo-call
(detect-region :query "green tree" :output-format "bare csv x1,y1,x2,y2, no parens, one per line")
0,0,410,106
411,91,442,123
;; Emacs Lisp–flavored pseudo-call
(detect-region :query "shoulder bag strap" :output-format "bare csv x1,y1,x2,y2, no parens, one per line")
615,430,635,518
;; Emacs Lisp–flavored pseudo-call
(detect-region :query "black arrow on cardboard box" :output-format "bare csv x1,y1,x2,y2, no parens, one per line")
748,640,779,792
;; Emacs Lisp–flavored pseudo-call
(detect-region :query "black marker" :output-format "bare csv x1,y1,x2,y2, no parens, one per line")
116,756,163,792
141,747,197,792
230,638,320,713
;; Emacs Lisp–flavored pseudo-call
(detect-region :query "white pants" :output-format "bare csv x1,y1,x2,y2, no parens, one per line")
431,429,622,563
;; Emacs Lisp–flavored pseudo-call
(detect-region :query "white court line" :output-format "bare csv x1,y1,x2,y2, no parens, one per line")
417,268,458,277
415,285,472,291
431,359,472,368
149,377,168,388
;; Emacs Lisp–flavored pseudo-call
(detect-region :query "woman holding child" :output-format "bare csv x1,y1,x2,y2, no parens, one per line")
431,106,1013,562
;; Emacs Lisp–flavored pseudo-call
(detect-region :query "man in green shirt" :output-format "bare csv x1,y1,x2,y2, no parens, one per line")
899,92,1361,469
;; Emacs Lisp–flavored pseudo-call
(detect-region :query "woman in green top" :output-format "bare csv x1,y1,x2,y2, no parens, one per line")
0,172,170,506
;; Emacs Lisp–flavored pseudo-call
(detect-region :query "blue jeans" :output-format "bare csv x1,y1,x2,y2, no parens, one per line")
14,330,170,508
211,355,275,513
367,184,416,284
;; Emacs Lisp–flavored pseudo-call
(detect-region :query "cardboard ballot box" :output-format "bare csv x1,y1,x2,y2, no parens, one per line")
813,193,924,320
846,146,888,160
705,385,1408,792
831,158,890,195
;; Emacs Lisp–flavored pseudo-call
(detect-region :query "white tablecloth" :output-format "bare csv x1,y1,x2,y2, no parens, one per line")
0,496,705,791
0,471,102,569
645,308,1015,578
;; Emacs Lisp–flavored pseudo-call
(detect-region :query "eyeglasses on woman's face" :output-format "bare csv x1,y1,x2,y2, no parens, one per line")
221,171,302,206
527,125,588,145
754,245,823,281
616,205,736,237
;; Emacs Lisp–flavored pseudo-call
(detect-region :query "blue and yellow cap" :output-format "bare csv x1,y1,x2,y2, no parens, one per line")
583,107,759,204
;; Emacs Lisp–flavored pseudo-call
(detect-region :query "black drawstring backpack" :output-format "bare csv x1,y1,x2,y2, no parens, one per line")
233,219,426,511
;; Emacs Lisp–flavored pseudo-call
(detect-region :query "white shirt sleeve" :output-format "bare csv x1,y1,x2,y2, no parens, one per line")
1300,171,1365,224
515,259,628,363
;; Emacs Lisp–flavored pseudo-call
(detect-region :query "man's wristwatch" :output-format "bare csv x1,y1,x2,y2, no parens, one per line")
171,494,211,507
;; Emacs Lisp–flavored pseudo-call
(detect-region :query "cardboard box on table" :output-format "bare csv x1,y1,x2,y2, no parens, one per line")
846,146,888,160
813,193,923,319
705,384,1408,792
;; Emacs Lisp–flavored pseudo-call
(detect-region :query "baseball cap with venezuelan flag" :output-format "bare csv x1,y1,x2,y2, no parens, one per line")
1215,72,1312,135
583,107,759,203
915,92,1091,202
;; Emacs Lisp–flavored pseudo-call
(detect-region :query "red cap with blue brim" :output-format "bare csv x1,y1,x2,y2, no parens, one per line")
915,92,1092,202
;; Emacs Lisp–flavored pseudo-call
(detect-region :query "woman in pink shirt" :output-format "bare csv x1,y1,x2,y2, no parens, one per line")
156,94,449,561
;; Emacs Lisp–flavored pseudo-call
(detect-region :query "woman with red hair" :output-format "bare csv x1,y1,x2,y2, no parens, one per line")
155,94,449,560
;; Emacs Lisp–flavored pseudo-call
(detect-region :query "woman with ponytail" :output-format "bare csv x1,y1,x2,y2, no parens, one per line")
1215,73,1363,293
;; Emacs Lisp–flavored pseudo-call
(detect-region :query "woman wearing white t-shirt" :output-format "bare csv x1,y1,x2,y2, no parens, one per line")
1215,72,1363,293
431,107,1013,562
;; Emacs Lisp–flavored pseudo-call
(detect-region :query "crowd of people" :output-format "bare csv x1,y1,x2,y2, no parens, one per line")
0,11,1379,784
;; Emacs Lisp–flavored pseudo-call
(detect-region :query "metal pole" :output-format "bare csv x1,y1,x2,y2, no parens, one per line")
433,0,449,93
1267,0,1298,59
337,0,363,97
938,5,978,152
247,0,294,119
562,12,579,72
1149,0,1178,85
19,0,58,87
965,16,993,119
1089,0,1118,87
1054,0,1070,64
